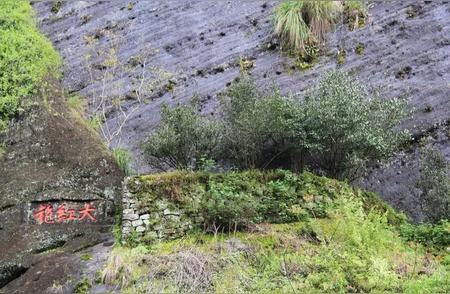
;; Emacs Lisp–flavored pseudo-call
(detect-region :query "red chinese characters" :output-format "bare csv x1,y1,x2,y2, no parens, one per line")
79,203,96,221
33,204,55,224
33,203,97,224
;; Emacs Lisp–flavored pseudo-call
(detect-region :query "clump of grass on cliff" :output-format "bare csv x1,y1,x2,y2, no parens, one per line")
343,0,368,30
112,148,134,176
0,0,61,132
274,0,342,57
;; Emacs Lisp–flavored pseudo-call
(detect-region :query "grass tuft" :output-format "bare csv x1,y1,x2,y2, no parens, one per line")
343,0,368,30
274,0,341,56
275,1,311,54
112,148,133,175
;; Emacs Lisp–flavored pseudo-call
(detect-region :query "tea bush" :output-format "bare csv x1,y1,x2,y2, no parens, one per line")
220,78,294,169
416,147,450,223
144,71,409,181
144,104,221,170
291,70,410,179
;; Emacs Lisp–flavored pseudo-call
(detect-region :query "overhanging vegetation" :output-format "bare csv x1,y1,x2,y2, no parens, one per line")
0,0,61,132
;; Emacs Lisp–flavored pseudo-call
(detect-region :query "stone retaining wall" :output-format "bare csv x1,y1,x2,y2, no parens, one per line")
121,177,201,243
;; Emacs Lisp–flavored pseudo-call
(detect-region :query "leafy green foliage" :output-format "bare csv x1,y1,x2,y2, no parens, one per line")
112,148,133,176
0,0,61,132
416,148,450,223
307,197,407,292
196,157,217,172
355,42,365,55
399,220,450,248
50,1,62,14
73,278,91,294
290,70,410,179
80,254,92,261
143,71,409,180
144,104,221,171
203,181,258,230
220,78,292,169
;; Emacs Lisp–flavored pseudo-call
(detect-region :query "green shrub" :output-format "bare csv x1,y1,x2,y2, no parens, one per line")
307,196,406,292
143,71,408,180
416,147,450,223
144,104,221,171
112,148,133,175
399,220,450,248
197,157,217,172
220,78,293,169
51,1,62,14
73,278,91,293
202,181,258,231
355,42,365,55
0,0,61,132
290,70,410,179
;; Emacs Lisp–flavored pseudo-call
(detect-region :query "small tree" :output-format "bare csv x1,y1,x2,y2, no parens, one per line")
220,78,293,169
292,70,410,180
144,104,220,171
416,147,450,223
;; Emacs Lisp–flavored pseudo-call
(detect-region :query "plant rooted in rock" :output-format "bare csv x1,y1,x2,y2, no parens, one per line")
274,0,342,57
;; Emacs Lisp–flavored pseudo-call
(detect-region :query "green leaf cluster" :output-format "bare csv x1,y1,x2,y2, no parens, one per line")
144,71,409,180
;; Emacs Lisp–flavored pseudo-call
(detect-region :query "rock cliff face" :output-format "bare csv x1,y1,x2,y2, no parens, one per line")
32,0,450,220
0,80,123,290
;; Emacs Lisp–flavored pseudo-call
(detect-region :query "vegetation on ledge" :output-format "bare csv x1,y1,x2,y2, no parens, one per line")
0,0,61,132
128,170,404,232
105,171,449,293
144,71,410,181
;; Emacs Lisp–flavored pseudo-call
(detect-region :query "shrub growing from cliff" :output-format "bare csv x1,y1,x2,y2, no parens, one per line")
416,147,450,223
290,70,410,179
0,0,61,132
220,78,293,169
144,104,221,170
274,0,342,57
144,71,409,180
343,0,368,30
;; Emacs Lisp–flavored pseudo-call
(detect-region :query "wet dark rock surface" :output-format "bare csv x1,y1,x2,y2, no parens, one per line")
0,79,123,291
32,0,450,220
